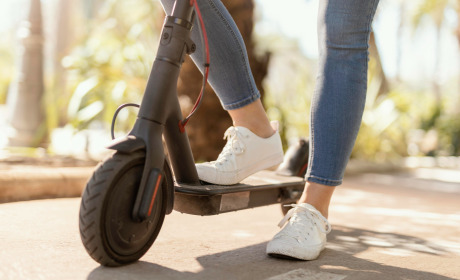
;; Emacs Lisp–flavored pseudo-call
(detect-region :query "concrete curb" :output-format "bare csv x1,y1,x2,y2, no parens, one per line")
0,165,94,203
1,156,459,203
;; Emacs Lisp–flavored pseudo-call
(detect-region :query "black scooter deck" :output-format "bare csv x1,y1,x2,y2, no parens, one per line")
174,171,305,215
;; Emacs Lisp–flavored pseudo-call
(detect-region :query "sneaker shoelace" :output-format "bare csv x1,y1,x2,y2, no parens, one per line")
278,204,332,235
213,127,246,168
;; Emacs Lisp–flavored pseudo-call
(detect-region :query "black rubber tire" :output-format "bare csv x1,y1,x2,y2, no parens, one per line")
79,151,169,266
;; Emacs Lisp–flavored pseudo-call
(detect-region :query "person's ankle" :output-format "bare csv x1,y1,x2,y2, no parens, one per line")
297,200,329,218
298,182,335,218
228,100,275,138
233,121,275,138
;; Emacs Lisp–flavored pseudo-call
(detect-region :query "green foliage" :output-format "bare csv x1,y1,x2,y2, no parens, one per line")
63,0,161,132
57,0,460,161
353,89,415,161
353,85,460,160
437,113,460,155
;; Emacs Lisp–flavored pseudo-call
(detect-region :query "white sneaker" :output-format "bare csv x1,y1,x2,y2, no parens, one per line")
266,203,332,260
195,121,284,185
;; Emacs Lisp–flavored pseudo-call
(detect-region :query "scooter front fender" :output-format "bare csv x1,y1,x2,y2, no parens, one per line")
106,135,146,154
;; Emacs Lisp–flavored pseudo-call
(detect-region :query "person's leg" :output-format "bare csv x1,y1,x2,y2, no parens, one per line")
267,0,380,260
306,0,380,189
298,0,381,219
159,0,273,137
159,0,282,184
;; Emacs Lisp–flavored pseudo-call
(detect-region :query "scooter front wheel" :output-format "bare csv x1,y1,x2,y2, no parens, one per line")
79,151,168,266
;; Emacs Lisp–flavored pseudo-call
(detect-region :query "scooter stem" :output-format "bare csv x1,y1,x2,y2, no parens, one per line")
108,0,200,221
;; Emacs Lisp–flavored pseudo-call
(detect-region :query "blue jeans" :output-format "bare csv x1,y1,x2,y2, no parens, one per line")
160,0,260,110
160,0,380,186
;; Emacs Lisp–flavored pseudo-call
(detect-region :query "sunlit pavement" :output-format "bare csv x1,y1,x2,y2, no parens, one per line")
0,173,459,280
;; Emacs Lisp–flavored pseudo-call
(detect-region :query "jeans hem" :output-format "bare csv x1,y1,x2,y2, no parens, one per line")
306,175,342,187
222,92,260,110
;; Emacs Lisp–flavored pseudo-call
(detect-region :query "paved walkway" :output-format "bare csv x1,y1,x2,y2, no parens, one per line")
0,173,459,280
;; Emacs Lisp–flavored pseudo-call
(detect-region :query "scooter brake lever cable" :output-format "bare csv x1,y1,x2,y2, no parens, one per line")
179,0,210,133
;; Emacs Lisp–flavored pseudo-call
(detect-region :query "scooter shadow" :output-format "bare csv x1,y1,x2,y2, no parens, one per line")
87,226,457,280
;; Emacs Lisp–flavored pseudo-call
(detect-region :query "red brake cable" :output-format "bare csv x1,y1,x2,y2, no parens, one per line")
179,0,210,133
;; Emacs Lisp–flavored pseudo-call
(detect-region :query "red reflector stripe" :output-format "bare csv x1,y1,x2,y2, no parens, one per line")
297,163,309,177
147,174,162,217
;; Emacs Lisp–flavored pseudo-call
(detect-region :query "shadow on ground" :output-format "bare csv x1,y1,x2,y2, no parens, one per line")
86,226,456,280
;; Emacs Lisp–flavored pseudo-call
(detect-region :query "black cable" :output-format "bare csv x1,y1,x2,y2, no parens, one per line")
110,103,140,140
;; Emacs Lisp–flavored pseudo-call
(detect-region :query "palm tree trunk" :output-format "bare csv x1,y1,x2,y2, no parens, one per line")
177,0,269,161
396,1,406,82
7,0,45,147
456,0,460,114
432,22,443,111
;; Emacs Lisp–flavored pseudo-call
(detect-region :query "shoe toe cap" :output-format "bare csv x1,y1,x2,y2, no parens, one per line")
195,163,218,183
266,234,323,261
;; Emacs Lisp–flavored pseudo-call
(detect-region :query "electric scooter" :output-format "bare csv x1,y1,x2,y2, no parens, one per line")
78,0,306,267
